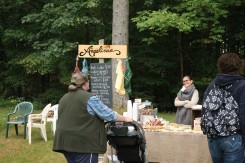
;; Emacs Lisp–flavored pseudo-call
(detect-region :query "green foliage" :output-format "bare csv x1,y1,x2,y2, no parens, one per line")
1,0,106,102
3,66,28,87
21,2,101,33
132,8,194,34
132,0,228,43
195,77,213,87
36,88,65,105
30,100,43,110
0,96,22,109
0,0,245,113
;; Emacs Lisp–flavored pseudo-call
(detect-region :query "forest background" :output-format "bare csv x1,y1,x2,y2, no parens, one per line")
0,0,244,112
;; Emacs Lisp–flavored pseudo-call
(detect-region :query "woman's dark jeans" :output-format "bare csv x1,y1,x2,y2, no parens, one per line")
208,134,244,163
62,151,98,163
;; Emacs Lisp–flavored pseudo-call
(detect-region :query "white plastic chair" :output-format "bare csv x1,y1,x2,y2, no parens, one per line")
47,104,58,135
27,103,51,144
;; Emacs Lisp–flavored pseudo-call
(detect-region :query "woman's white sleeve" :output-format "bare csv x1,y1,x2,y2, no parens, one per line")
190,90,199,105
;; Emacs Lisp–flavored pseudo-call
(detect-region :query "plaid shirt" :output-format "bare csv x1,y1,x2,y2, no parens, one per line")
87,95,118,121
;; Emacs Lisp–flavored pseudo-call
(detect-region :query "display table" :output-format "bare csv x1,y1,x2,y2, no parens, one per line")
102,123,212,163
145,124,212,163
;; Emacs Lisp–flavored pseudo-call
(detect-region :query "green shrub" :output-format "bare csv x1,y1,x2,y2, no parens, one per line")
36,88,65,105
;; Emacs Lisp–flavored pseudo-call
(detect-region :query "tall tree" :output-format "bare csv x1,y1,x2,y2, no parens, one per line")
112,0,129,109
1,0,107,102
0,0,244,112
132,0,228,80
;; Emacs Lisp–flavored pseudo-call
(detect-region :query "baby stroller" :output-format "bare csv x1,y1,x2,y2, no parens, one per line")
105,121,148,163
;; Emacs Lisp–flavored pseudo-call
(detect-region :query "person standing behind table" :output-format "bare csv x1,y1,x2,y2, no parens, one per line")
53,72,132,163
201,52,245,163
174,75,199,125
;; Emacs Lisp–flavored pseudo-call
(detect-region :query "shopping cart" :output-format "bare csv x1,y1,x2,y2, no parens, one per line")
105,121,148,163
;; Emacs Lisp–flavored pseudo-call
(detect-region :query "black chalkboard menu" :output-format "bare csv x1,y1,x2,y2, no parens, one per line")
90,63,113,108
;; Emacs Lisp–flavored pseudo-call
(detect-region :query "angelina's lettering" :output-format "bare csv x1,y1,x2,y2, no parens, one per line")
79,46,121,57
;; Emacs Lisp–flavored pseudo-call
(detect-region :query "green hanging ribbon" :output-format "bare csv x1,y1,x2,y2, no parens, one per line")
124,57,133,95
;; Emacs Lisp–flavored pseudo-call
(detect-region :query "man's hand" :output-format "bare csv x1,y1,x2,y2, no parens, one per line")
116,114,132,122
124,116,132,122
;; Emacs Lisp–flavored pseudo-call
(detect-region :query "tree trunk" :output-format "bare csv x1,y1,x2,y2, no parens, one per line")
112,0,129,109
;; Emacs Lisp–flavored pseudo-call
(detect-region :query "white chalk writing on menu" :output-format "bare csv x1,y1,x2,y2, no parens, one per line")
90,63,112,108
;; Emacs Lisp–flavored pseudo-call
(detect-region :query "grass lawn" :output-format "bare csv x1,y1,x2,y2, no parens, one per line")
0,108,66,163
0,99,175,162
158,112,176,123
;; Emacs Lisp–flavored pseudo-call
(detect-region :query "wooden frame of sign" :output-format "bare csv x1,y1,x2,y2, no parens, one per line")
78,45,127,59
77,41,127,109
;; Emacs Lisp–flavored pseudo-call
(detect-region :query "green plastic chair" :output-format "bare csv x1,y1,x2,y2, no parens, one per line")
6,101,34,139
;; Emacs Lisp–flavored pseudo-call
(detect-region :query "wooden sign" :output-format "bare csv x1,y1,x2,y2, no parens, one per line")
78,45,127,58
90,63,113,108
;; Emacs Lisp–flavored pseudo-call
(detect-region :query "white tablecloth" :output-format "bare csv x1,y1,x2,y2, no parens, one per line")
145,124,212,163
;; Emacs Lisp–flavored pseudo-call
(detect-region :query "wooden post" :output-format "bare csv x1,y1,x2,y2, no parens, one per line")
99,39,104,63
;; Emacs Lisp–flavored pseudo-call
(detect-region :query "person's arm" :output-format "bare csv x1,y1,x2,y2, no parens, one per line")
184,90,199,108
174,97,189,107
87,96,132,122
